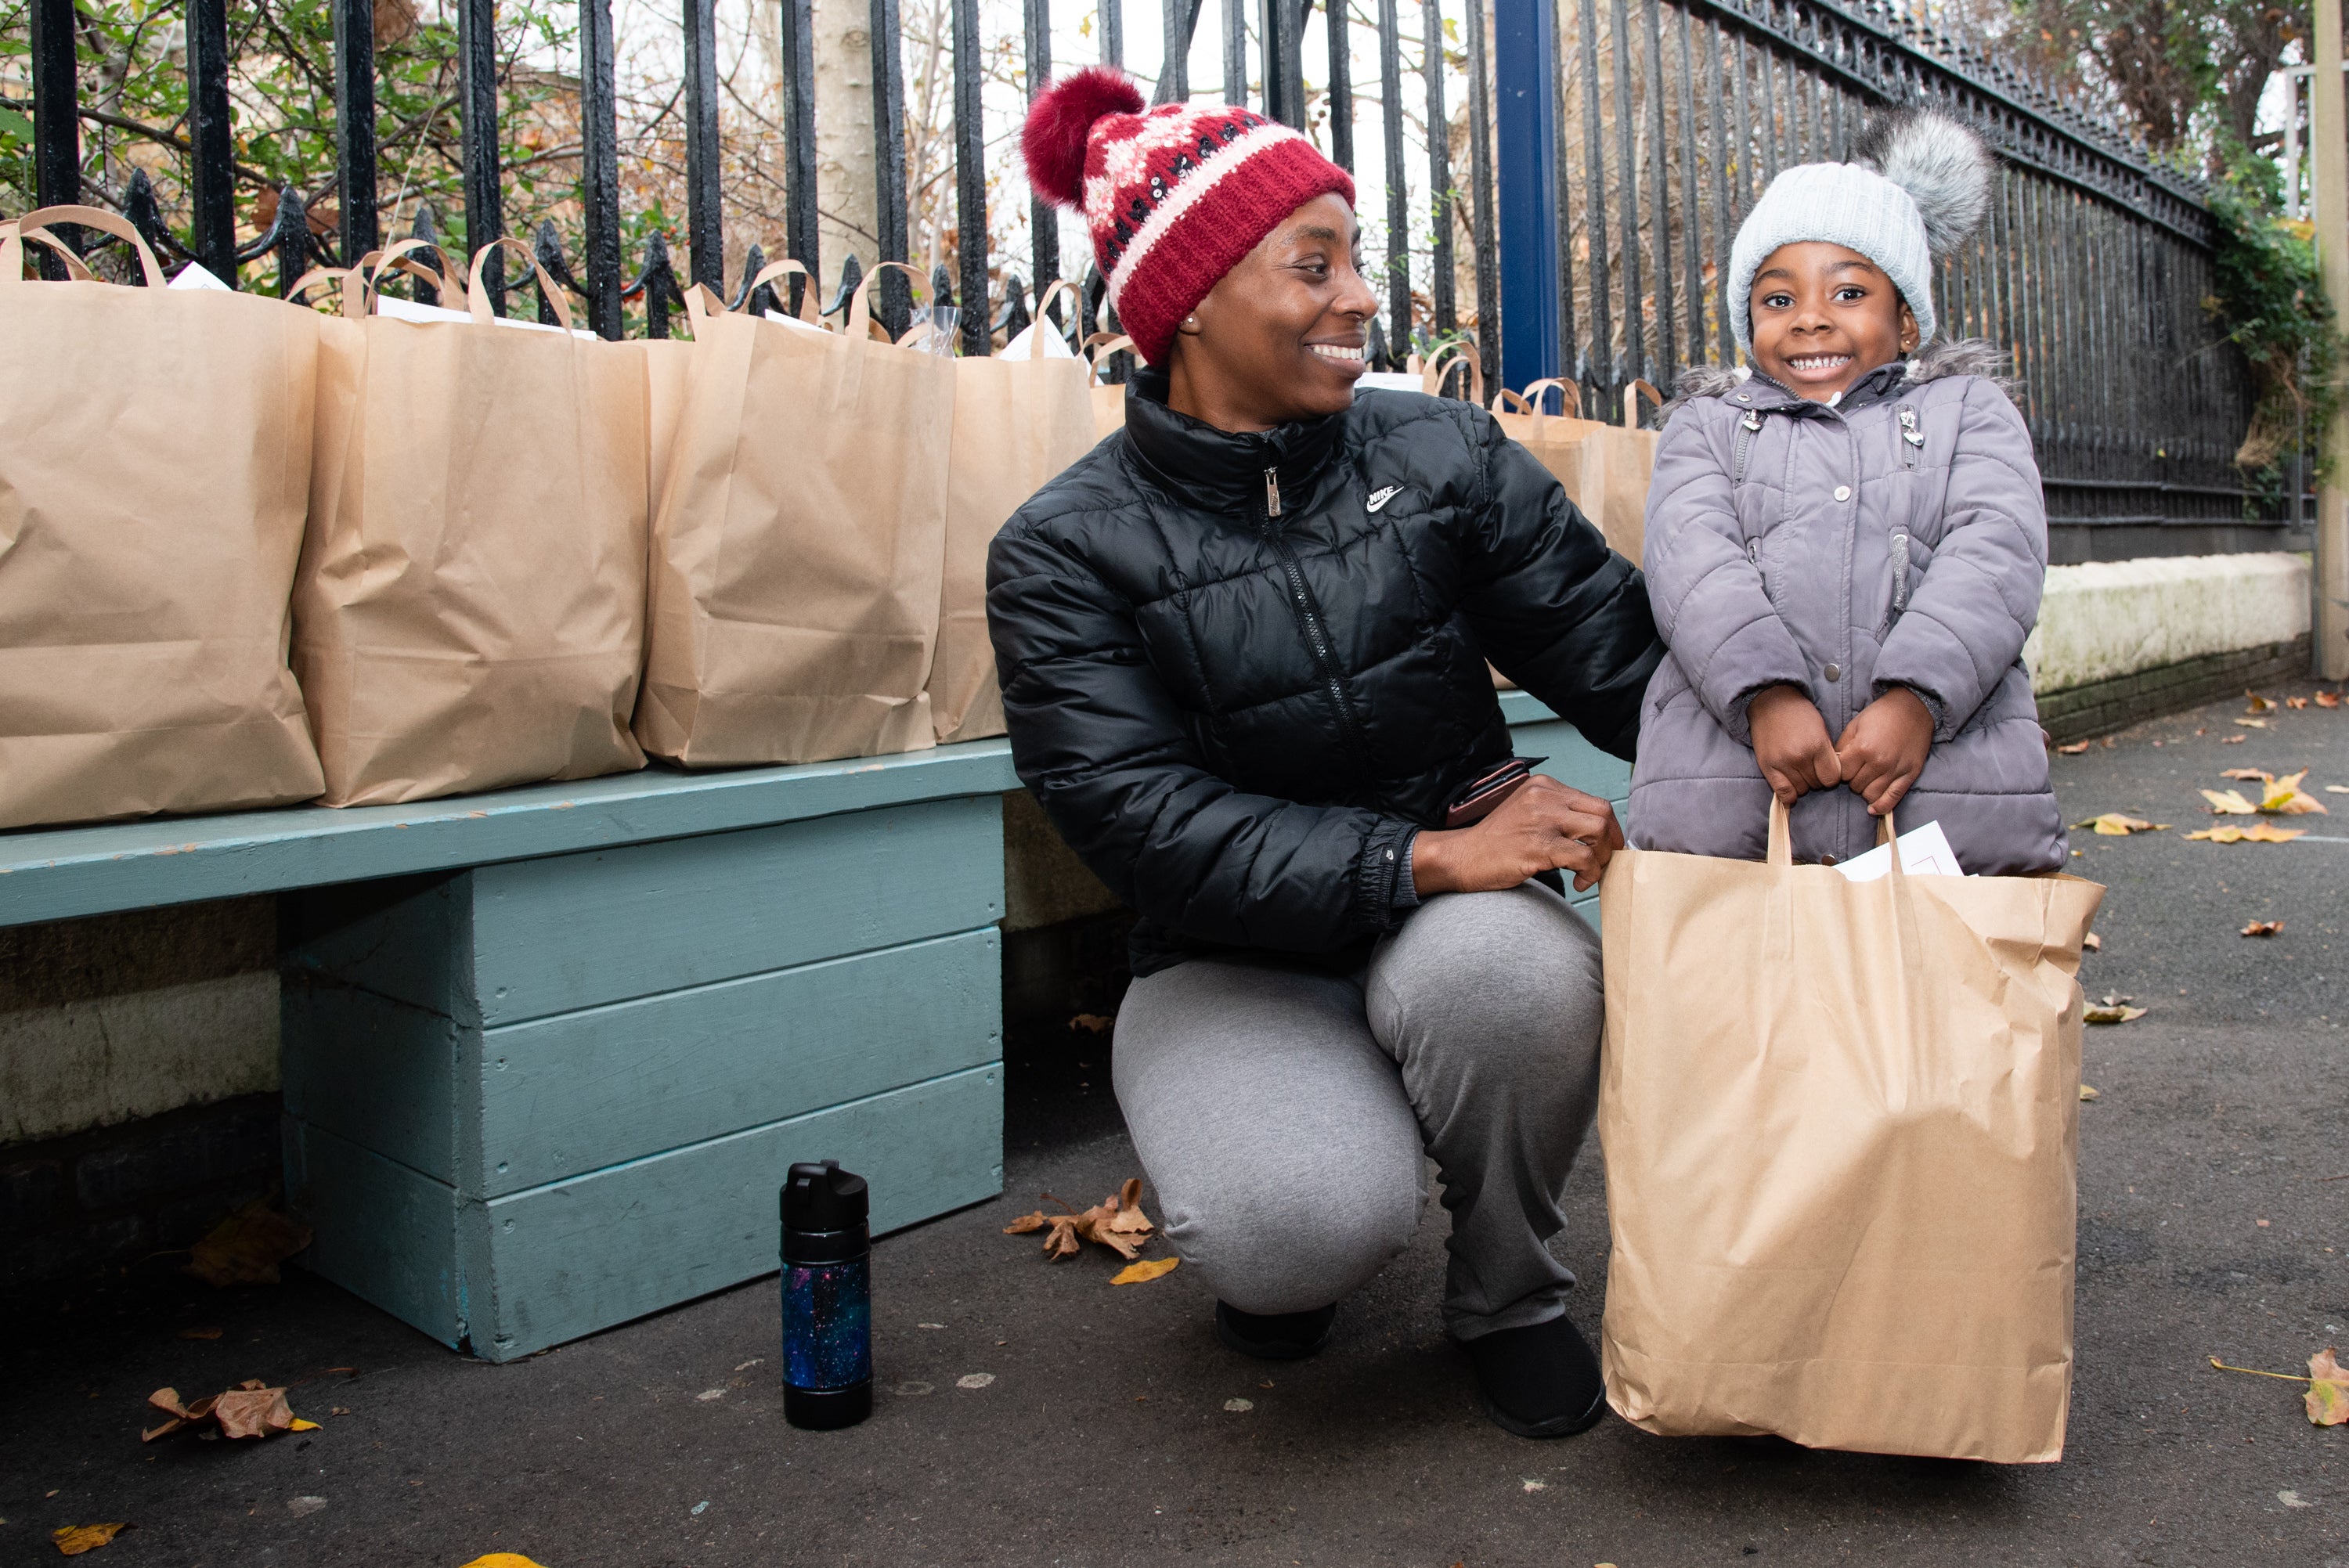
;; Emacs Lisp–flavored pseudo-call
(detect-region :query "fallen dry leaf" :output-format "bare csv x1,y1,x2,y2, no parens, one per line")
2240,717,2270,729
2246,691,2278,713
2311,1348,2348,1427
2221,734,2247,744
1068,1013,1114,1035
2188,822,2308,843
1111,1256,1181,1285
51,1524,127,1555
2057,740,2091,754
2221,766,2272,781
2084,1003,2147,1024
2078,1083,2100,1101
457,1557,552,1568
1005,1182,1157,1263
2202,788,2258,815
2075,813,2166,835
2286,696,2310,709
2241,920,2285,937
2083,931,2102,952
2317,690,2342,708
143,1381,302,1442
2260,770,2329,815
186,1199,311,1288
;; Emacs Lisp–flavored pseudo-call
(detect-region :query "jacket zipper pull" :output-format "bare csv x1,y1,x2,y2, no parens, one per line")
1898,406,1924,463
1265,467,1283,517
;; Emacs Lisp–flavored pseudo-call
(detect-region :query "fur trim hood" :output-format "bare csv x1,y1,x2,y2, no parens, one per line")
1660,338,2013,420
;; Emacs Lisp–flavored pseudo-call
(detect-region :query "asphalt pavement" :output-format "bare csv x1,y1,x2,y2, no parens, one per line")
2,681,2343,1568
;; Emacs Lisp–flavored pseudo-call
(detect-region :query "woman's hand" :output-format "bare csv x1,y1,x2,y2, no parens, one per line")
1835,686,1933,816
1748,683,1841,806
1411,774,1626,896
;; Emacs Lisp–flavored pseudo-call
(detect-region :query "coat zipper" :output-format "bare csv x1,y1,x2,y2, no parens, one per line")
1897,405,1923,469
1259,466,1380,791
1732,408,1762,484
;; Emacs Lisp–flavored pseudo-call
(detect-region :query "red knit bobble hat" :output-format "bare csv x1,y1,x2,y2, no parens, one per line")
1022,67,1355,366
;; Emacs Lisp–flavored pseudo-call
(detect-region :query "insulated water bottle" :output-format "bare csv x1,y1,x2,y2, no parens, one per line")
780,1159,872,1429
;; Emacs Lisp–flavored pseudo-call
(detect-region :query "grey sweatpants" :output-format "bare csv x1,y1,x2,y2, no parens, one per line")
1111,883,1605,1341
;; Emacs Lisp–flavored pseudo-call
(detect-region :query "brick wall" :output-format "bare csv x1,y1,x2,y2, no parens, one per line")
2037,636,2315,744
1,1093,280,1291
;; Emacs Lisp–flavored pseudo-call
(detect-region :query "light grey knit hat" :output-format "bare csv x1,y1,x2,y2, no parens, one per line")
1727,110,1994,352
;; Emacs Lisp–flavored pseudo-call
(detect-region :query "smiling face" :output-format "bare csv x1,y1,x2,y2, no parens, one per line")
1747,241,1918,402
1164,192,1378,432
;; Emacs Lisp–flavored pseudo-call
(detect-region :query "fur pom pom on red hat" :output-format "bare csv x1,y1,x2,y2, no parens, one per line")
1018,70,1353,363
1022,65,1146,209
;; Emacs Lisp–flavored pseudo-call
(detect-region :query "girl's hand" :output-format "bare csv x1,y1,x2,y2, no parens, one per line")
1412,775,1626,895
1748,684,1841,806
1835,687,1933,816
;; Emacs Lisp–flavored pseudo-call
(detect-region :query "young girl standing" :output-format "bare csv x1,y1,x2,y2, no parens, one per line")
1632,112,2066,874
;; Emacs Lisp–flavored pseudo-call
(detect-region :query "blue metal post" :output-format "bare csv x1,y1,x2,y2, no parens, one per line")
1493,0,1561,402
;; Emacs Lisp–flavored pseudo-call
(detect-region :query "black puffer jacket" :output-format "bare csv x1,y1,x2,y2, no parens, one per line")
987,369,1663,977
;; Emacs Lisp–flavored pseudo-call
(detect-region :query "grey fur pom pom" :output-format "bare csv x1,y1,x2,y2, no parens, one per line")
1853,110,1992,256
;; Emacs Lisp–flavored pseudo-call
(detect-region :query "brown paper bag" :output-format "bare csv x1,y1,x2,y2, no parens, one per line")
637,261,951,765
930,283,1098,743
290,240,649,806
1488,377,1658,564
0,206,324,829
1596,801,2104,1462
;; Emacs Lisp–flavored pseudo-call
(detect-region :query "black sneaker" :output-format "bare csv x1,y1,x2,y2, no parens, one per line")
1464,1314,1608,1438
1214,1300,1337,1361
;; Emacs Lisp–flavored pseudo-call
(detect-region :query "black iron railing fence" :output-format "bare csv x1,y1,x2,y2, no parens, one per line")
10,0,2302,542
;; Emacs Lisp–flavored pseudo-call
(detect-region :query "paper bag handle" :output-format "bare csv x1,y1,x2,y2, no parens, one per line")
467,237,575,333
1034,278,1081,337
1624,377,1664,430
287,265,368,319
846,261,930,342
1766,795,1900,869
1520,377,1582,417
1,223,97,283
1422,339,1483,405
4,205,167,288
365,238,469,310
747,258,820,324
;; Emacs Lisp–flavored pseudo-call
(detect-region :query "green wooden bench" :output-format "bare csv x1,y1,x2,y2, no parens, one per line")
0,690,1619,1361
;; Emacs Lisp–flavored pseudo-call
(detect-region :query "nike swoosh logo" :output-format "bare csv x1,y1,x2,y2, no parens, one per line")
1367,485,1402,513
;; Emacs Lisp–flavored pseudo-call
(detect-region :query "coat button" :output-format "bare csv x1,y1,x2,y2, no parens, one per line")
1824,662,1842,682
1833,485,1851,502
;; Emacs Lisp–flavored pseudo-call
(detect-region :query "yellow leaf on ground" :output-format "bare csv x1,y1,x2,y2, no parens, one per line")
1111,1256,1181,1285
2201,788,2258,815
2084,1003,2147,1024
2241,920,2284,937
2078,1083,2099,1101
2259,770,2328,814
186,1199,312,1288
2075,813,2165,835
287,1418,321,1432
458,1557,552,1568
51,1524,127,1555
2188,822,2308,843
2310,1349,2349,1427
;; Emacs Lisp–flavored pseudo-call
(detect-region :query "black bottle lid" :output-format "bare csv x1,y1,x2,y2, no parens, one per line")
781,1159,868,1233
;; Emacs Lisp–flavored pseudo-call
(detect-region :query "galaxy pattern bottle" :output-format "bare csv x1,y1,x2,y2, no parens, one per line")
781,1159,872,1429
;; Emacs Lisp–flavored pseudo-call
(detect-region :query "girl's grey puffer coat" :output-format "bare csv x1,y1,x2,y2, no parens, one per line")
1629,342,2067,874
